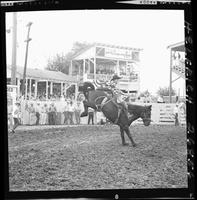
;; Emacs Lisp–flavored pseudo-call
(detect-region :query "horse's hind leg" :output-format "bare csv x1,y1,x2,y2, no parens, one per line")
81,101,97,117
124,126,137,147
120,127,129,146
80,100,88,117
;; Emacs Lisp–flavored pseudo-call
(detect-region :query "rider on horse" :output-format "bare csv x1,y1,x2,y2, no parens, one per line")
80,74,129,118
108,74,128,118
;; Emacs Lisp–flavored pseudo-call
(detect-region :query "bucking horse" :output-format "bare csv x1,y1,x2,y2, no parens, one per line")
79,81,152,147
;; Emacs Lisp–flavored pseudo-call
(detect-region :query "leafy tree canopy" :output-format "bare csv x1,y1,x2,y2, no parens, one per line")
157,86,176,97
46,41,91,74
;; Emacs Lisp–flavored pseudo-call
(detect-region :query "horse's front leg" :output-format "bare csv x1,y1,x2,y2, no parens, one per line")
124,125,137,147
120,126,129,146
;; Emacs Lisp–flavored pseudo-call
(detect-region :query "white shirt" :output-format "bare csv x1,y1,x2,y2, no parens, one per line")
12,105,20,118
157,96,164,103
68,104,75,112
88,107,94,113
60,96,65,101
74,103,83,112
35,104,41,113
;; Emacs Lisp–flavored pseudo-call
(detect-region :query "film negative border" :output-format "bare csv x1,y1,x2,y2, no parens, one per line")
117,0,191,5
1,1,195,200
0,0,192,10
0,0,192,7
185,2,195,199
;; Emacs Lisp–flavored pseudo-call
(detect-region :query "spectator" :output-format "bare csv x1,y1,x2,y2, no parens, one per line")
22,102,30,125
74,101,83,125
41,103,48,125
63,101,69,125
97,111,106,125
88,107,94,125
157,95,164,103
35,102,41,125
48,103,57,125
68,101,75,125
56,102,62,125
178,101,186,125
175,96,179,103
40,104,45,125
60,95,65,102
173,104,179,126
29,103,36,125
178,101,186,115
10,102,21,133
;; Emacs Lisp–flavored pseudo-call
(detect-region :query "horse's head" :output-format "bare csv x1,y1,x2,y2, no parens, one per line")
140,105,152,126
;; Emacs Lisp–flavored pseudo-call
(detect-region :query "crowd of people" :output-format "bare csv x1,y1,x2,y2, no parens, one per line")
8,81,186,133
17,92,75,102
96,64,115,75
172,51,185,68
16,99,84,126
8,93,108,133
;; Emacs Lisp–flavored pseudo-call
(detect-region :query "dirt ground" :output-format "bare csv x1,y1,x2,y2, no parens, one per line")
8,124,188,191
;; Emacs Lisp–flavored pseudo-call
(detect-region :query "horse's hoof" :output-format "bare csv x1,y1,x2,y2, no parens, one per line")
132,143,137,147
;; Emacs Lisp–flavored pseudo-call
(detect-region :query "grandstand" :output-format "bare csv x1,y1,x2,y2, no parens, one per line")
167,41,185,103
70,42,142,98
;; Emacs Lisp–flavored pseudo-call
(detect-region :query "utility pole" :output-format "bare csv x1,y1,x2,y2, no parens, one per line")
11,12,17,85
21,22,33,97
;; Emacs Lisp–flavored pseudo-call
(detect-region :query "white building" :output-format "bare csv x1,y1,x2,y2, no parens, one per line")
6,65,78,99
167,41,186,103
70,42,142,97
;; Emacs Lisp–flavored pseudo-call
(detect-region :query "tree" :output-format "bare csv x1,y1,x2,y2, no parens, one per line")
157,86,176,97
46,41,91,74
46,53,70,74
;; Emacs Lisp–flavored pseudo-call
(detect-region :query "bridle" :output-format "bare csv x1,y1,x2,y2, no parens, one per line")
141,109,151,122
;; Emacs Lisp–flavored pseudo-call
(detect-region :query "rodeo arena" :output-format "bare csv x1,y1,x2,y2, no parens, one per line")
7,42,188,191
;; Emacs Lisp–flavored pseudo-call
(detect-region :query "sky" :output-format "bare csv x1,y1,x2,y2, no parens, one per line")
6,10,185,96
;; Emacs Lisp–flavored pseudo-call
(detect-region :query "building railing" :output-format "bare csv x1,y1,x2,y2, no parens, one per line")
85,73,139,82
120,74,139,82
172,62,185,74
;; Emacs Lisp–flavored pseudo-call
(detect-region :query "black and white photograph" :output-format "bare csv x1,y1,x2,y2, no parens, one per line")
5,7,189,194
